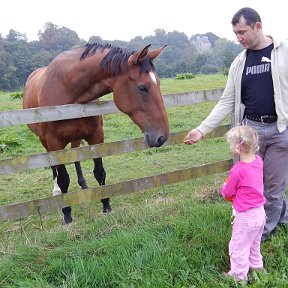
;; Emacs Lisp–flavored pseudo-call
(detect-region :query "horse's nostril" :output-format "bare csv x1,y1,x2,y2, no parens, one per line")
145,134,168,148
156,135,166,147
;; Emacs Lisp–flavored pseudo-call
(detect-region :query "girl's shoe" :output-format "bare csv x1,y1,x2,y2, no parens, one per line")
222,272,249,284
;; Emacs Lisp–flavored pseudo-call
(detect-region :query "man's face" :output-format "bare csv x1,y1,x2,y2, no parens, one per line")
232,16,260,50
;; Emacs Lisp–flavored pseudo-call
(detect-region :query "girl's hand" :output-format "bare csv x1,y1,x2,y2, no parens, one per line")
224,196,233,202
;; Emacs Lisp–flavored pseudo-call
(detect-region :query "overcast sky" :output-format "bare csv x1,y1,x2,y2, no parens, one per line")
1,0,287,43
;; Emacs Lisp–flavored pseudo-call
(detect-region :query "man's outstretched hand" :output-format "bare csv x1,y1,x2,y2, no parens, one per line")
183,129,203,145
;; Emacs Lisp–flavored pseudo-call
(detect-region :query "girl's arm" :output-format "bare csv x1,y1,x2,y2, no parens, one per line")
221,170,239,200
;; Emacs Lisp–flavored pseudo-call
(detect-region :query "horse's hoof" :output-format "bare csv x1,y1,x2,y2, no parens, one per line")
64,214,73,224
103,205,112,214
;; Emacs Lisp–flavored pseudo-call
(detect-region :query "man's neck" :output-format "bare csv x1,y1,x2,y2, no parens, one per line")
254,36,273,50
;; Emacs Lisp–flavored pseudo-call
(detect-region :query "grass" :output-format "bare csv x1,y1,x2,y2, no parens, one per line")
1,74,288,287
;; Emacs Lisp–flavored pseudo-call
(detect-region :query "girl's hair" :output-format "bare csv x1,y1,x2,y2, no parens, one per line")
225,125,259,154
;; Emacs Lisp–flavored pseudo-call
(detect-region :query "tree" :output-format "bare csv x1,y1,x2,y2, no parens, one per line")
212,38,242,69
0,48,17,90
88,35,104,44
6,29,27,42
0,25,243,91
203,32,219,47
3,41,33,88
38,22,81,52
200,64,219,74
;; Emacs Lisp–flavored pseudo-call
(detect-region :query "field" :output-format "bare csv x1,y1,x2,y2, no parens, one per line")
0,74,288,287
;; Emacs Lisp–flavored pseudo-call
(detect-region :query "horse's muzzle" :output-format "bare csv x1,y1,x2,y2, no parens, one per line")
145,133,168,148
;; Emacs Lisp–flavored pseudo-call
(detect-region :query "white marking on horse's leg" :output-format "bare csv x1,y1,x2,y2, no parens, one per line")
149,72,157,85
52,177,62,196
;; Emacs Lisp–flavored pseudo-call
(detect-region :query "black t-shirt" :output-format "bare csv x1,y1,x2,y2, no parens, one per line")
241,43,276,116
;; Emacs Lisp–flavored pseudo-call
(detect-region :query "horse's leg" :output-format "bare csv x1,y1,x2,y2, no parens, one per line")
87,116,112,213
39,138,62,196
51,166,62,196
56,164,72,224
39,137,62,196
74,153,111,213
71,141,88,190
93,157,112,213
73,139,111,213
45,136,72,224
74,161,88,189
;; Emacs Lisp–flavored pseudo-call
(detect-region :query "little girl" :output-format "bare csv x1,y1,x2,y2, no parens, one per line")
221,125,266,282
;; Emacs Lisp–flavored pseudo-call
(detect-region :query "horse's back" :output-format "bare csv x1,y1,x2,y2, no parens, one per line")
23,67,47,109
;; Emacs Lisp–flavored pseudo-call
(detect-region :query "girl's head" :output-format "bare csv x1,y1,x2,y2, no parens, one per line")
225,125,259,155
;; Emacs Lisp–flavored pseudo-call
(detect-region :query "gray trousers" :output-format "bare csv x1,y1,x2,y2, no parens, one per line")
245,119,288,240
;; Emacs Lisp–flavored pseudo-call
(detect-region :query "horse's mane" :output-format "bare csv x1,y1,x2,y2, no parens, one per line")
80,43,155,76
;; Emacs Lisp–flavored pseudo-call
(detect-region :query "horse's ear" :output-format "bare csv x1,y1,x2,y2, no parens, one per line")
128,44,151,65
146,44,167,61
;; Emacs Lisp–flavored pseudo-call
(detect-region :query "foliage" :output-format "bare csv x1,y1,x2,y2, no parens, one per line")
9,89,23,99
222,67,229,76
38,22,85,52
0,25,242,91
175,73,195,80
200,64,219,74
0,134,21,152
0,135,21,147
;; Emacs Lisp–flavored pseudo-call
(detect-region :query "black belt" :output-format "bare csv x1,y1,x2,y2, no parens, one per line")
246,114,277,124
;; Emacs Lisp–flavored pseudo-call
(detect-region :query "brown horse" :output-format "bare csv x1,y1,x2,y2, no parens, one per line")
23,43,169,224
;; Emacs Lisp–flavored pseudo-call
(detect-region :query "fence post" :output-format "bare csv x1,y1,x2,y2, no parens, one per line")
230,112,240,165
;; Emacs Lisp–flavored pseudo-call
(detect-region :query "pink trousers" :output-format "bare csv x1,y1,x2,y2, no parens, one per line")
227,206,266,281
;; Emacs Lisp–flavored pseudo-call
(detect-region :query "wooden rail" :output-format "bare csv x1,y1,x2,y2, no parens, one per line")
0,125,229,174
0,159,232,221
0,89,223,127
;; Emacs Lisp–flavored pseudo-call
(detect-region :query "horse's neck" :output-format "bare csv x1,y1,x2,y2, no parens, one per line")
50,51,114,104
75,84,112,104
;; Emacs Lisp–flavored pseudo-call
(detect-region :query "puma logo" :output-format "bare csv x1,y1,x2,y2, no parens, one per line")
261,56,271,63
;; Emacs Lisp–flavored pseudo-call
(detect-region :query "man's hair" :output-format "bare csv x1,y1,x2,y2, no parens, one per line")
231,7,261,28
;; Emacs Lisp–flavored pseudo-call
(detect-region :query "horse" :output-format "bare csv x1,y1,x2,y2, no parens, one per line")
22,43,169,224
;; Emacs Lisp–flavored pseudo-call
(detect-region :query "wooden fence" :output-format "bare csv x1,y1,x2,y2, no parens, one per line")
0,88,232,222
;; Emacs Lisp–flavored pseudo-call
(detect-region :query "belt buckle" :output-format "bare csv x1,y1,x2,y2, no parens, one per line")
260,115,269,124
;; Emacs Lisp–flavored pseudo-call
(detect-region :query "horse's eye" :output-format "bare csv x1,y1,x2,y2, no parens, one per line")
138,85,148,93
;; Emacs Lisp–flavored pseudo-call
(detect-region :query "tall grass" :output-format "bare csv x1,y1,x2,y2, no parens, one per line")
1,74,288,287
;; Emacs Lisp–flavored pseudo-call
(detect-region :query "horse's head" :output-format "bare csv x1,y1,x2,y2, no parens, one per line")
112,45,169,147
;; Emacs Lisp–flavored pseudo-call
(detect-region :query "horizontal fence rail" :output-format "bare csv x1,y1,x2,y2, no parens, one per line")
0,125,230,174
0,89,223,127
0,89,230,222
0,159,232,222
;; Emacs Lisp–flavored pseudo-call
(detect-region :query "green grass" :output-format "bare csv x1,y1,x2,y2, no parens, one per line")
1,74,287,287
160,74,227,94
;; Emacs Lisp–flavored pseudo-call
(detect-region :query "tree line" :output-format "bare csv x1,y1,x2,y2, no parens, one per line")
0,23,243,91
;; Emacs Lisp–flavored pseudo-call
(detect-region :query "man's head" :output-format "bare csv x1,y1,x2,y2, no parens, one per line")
231,7,265,50
232,7,261,28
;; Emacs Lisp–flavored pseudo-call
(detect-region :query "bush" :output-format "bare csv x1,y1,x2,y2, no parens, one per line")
175,73,195,80
9,90,23,100
222,67,229,76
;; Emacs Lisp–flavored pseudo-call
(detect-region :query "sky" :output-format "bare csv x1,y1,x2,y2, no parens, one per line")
1,0,287,44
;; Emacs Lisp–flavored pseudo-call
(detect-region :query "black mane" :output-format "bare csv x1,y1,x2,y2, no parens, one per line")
80,43,155,76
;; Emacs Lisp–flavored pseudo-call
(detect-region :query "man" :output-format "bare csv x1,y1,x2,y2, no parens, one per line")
184,7,288,241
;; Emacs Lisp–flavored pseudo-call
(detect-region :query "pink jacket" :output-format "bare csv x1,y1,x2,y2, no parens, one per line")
221,155,265,212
